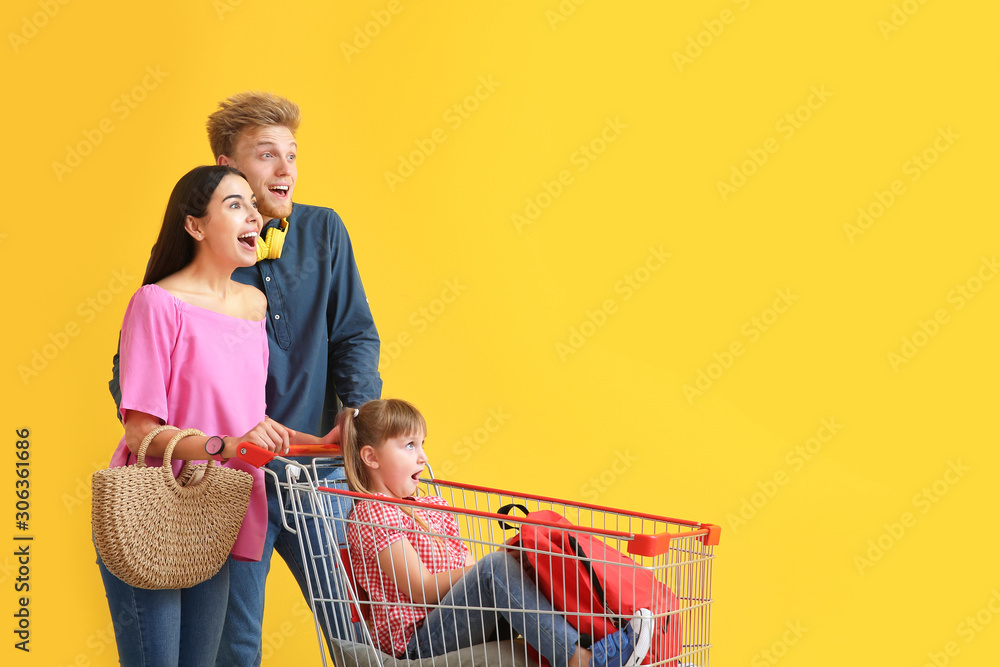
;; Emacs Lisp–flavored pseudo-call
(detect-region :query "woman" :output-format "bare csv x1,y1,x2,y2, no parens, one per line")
96,165,332,666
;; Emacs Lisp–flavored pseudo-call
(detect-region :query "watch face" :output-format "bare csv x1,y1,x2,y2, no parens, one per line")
206,436,224,456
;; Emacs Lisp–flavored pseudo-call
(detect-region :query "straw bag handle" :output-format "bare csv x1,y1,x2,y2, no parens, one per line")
136,425,216,489
135,425,177,467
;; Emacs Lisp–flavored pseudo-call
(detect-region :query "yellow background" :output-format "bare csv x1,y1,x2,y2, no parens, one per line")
3,0,998,665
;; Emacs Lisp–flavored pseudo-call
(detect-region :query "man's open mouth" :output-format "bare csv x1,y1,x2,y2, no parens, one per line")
269,185,290,198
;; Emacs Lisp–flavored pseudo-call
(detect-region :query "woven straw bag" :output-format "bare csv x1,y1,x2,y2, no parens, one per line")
92,426,253,589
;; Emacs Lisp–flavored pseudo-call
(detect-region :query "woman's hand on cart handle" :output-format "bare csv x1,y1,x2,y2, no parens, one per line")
224,417,292,458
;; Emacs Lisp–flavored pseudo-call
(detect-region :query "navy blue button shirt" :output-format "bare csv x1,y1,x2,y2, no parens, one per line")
232,203,382,434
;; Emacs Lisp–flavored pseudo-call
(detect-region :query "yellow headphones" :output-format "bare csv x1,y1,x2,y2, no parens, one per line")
255,218,288,262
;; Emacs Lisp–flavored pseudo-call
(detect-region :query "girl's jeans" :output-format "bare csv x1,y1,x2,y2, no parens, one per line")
406,551,581,667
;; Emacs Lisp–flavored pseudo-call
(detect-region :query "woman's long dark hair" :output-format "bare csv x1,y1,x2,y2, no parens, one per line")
142,165,246,285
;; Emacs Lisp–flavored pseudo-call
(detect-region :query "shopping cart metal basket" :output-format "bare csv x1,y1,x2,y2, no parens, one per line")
238,444,719,667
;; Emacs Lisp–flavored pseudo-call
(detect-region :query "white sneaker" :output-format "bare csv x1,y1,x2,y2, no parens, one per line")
624,608,654,666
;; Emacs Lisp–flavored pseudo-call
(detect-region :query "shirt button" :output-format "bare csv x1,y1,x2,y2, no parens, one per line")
265,276,271,282
274,314,281,320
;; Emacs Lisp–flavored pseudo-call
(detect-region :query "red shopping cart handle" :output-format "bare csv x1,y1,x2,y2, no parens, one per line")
235,441,342,468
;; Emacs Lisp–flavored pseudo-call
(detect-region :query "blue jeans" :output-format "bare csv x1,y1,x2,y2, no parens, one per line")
217,462,353,666
96,548,229,666
406,551,581,667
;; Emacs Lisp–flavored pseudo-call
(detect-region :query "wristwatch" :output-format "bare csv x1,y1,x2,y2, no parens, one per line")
205,435,226,461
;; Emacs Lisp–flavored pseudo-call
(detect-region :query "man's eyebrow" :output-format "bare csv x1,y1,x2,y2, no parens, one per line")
253,141,298,150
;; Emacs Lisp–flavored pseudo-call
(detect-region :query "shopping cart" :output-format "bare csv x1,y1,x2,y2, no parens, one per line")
238,444,719,667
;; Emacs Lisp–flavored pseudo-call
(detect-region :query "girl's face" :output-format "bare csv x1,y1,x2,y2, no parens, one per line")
364,430,428,499
191,174,263,267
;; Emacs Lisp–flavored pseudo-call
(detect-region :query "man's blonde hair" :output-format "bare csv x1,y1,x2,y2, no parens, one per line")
206,91,301,159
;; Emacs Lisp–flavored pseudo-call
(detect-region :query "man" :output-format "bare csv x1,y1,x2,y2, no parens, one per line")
211,91,382,664
111,91,381,665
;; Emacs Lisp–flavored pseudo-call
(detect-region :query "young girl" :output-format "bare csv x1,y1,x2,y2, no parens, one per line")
341,399,653,667
97,165,333,666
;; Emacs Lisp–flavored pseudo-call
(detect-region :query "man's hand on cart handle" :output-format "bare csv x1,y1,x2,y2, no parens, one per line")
322,423,342,446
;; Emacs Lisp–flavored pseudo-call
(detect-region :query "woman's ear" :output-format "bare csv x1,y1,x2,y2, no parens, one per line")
360,445,379,469
184,214,204,241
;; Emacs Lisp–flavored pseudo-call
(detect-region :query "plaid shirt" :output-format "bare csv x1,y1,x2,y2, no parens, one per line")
347,495,468,657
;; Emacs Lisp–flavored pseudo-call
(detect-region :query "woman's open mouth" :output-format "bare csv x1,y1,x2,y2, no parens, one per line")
237,231,258,250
